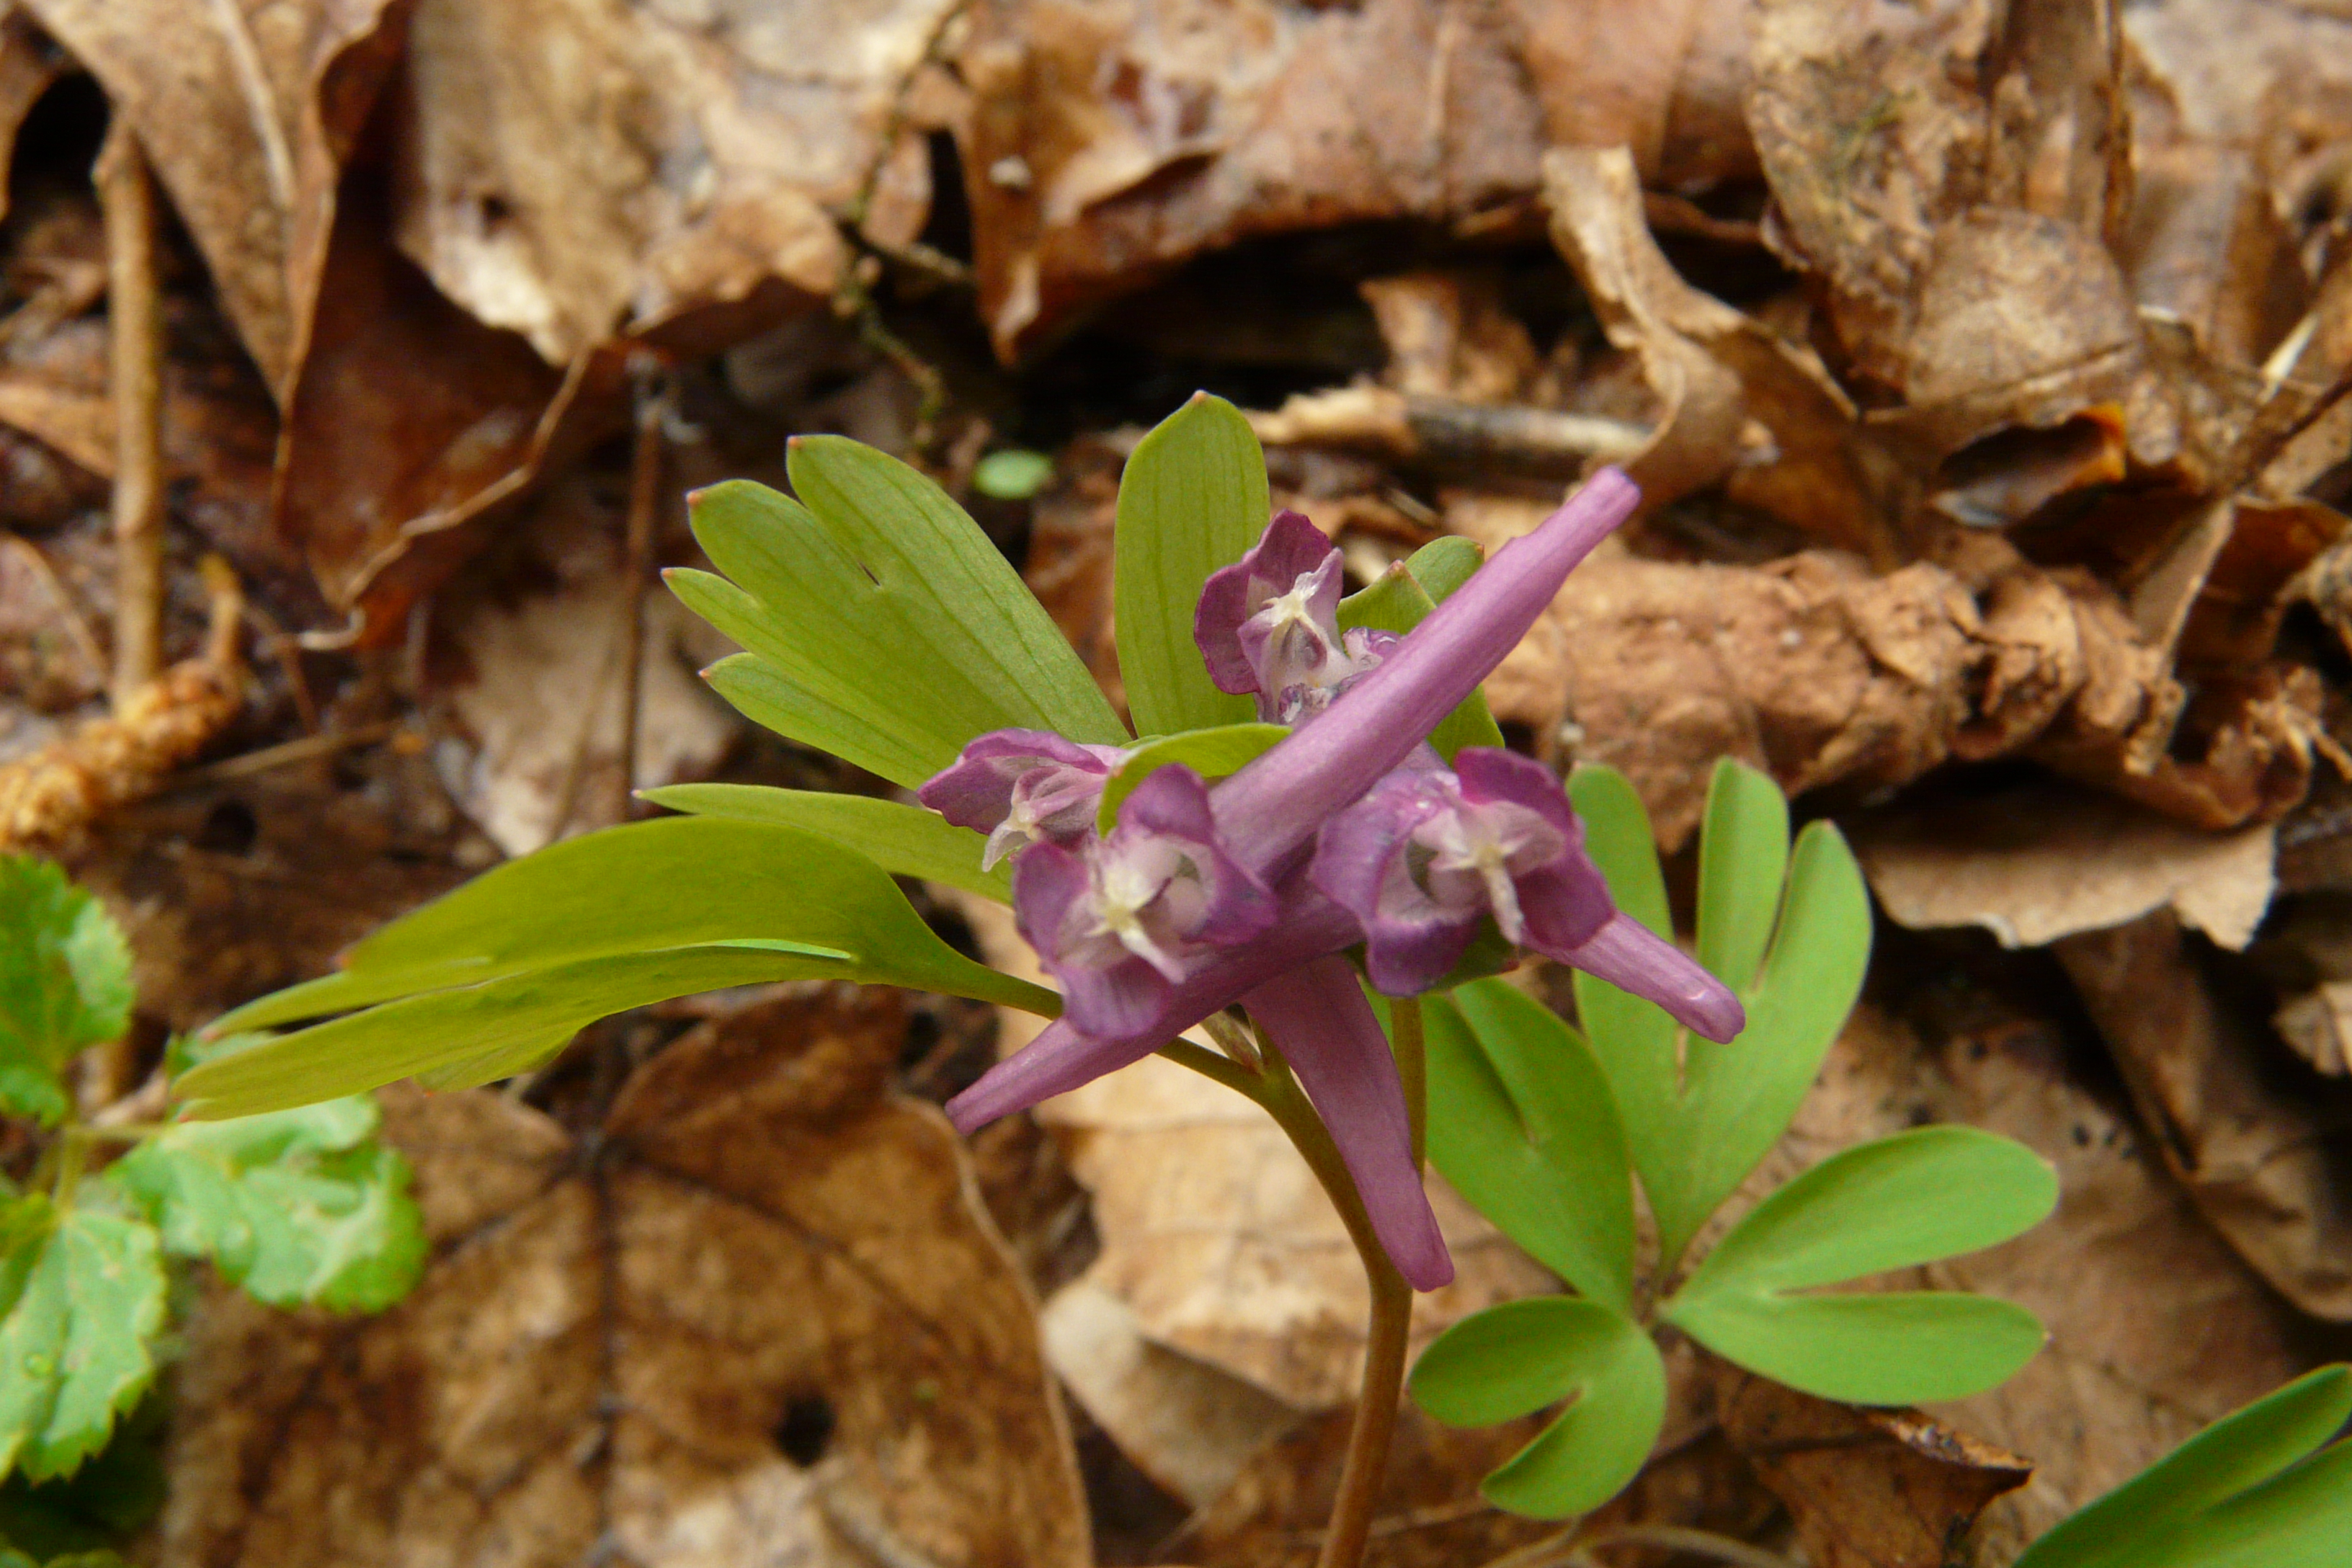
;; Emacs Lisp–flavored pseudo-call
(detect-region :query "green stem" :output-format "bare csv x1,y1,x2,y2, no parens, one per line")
1152,1002,1434,1568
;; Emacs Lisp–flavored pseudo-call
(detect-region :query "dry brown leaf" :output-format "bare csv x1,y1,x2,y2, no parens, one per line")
22,0,403,400
391,0,913,364
1714,1367,2032,1568
1541,145,1888,556
957,0,1758,358
428,475,736,855
2055,912,2352,1321
162,985,1091,1568
271,197,618,633
1746,0,2186,478
1853,780,2277,951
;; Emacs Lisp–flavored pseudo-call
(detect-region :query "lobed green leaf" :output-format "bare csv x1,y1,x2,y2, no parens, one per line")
1113,393,1268,736
0,860,133,1127
1409,1297,1665,1518
0,1199,164,1483
1425,981,1633,1310
1568,767,1872,1265
1662,1128,2055,1404
107,1097,425,1312
675,450,1122,788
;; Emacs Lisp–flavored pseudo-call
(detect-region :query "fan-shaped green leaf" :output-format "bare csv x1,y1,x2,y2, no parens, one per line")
1409,1298,1665,1519
2015,1364,2352,1568
641,785,1007,899
0,859,133,1126
1425,981,1633,1309
1569,766,1871,1266
1114,393,1267,736
1662,1128,2055,1404
0,1199,164,1483
674,454,1122,787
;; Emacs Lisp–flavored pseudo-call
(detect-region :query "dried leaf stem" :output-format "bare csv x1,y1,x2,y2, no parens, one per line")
95,115,166,705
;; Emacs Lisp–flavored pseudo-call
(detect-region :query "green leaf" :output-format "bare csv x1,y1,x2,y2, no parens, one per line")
1663,1127,2055,1403
0,859,133,1126
107,1097,425,1311
2015,1364,2352,1568
1095,723,1289,831
207,817,1046,1033
1694,760,1789,991
641,785,1008,900
0,1391,162,1559
1409,1298,1665,1519
1568,767,1872,1265
0,1199,164,1483
180,819,1056,1116
1335,543,1506,760
675,450,1123,788
1114,394,1268,735
1425,981,1633,1310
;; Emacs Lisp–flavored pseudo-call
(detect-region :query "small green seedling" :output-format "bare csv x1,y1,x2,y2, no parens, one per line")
1409,760,2057,1517
0,855,424,1520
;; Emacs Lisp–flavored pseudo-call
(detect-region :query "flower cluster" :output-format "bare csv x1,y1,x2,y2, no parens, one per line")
919,470,1742,1291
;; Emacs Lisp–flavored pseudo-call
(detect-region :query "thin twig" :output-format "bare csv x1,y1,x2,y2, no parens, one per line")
96,117,166,705
609,361,672,827
170,720,398,786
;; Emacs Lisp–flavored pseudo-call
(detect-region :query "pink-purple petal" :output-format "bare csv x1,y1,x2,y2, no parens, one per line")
1244,956,1453,1291
1212,469,1639,878
1551,909,1747,1043
1195,509,1337,694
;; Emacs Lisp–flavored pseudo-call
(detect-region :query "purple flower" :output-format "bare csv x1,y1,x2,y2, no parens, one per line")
1194,510,1394,722
1243,956,1453,1290
918,729,1128,869
945,873,1366,1128
1211,470,1642,880
1313,748,1611,993
1012,765,1276,1036
1314,747,1745,1042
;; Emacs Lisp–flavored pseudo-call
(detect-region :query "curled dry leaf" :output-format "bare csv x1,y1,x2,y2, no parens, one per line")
1713,1366,2032,1568
2055,912,2352,1321
956,0,1757,357
1541,145,1889,558
162,984,1090,1568
21,0,404,401
1853,780,2277,952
